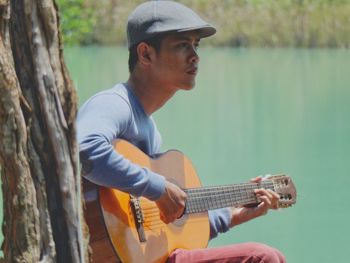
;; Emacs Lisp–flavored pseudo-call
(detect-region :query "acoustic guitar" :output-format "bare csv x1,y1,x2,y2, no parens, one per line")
83,140,296,263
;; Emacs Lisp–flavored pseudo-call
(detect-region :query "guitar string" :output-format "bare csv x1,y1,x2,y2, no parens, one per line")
145,223,202,230
143,218,210,229
140,194,253,215
140,189,261,213
140,188,262,210
185,186,273,211
186,188,260,203
185,181,274,191
184,182,274,195
140,189,276,228
141,190,270,225
143,217,208,225
142,192,280,229
139,184,267,206
129,194,290,227
185,186,261,200
140,193,257,216
136,181,277,217
185,183,275,213
146,215,224,229
135,181,275,213
138,181,274,208
145,221,209,230
142,213,210,221
134,190,289,230
186,197,256,213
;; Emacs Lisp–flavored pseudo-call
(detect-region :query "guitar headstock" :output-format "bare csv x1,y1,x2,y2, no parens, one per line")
267,174,297,208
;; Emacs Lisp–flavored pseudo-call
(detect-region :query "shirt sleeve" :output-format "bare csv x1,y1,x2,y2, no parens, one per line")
208,208,232,239
77,93,165,201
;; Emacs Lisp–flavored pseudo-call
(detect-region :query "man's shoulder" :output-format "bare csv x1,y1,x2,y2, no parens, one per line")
78,83,134,121
84,83,131,107
93,83,128,100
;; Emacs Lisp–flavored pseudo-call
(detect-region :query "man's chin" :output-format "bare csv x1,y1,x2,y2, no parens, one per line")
180,81,196,91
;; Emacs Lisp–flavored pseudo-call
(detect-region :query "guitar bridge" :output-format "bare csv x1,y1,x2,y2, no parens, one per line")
130,195,147,242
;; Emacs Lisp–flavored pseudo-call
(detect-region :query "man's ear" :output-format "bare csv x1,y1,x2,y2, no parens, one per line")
137,42,155,67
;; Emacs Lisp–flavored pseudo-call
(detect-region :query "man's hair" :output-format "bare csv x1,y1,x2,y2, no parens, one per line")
128,33,167,73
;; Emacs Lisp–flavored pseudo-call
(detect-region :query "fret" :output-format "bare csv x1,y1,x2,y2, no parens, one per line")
184,181,275,214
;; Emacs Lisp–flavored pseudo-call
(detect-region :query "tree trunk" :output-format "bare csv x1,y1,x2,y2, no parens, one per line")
0,0,87,262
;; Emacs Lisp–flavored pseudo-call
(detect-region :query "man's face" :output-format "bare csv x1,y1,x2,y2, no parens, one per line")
151,31,201,91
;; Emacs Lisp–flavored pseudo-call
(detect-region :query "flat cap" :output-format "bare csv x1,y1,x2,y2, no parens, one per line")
127,0,216,48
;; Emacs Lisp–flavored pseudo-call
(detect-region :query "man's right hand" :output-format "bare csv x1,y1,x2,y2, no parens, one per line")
155,181,187,224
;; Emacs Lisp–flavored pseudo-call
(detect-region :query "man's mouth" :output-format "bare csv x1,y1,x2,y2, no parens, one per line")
187,66,198,75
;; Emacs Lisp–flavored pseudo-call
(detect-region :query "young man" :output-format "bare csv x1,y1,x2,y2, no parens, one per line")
77,1,286,262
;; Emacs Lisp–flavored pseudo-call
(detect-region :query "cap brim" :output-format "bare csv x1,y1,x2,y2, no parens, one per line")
177,25,216,38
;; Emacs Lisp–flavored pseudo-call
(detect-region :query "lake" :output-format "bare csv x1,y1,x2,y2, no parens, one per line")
1,46,349,262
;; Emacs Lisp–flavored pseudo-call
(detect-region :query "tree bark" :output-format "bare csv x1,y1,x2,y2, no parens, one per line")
0,0,87,262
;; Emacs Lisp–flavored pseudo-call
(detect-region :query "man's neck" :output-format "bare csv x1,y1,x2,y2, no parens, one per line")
127,73,176,116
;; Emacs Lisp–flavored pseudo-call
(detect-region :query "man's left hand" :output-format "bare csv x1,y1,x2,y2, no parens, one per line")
229,176,280,227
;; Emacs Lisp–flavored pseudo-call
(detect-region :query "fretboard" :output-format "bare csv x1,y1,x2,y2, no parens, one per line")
184,181,274,214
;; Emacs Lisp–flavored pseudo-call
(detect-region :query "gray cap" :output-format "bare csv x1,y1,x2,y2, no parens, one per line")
127,0,216,48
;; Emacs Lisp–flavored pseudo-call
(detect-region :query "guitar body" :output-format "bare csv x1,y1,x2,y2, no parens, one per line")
84,140,210,263
83,140,297,263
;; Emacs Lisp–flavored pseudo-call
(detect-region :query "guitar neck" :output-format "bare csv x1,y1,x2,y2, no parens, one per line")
184,181,274,214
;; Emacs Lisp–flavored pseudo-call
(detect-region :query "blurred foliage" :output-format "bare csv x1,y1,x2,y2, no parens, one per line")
57,0,350,48
57,0,97,45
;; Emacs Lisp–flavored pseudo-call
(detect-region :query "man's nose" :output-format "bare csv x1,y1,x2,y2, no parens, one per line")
189,47,199,63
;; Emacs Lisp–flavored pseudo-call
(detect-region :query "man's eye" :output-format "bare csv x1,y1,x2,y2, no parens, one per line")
178,43,188,48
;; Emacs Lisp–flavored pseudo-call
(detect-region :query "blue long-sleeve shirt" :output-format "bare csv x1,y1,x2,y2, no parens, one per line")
77,83,231,239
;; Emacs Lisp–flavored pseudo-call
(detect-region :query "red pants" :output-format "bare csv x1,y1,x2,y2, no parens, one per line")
167,242,286,263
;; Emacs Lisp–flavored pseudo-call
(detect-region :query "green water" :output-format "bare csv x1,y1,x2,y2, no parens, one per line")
2,47,349,262
66,46,350,262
